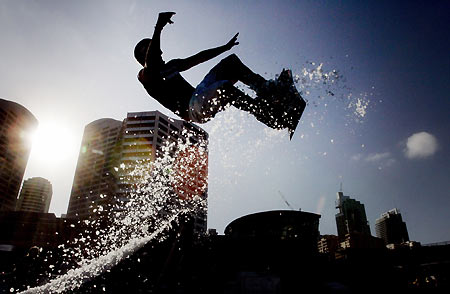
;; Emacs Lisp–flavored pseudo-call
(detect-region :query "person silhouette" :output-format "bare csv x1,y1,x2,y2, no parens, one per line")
134,12,284,125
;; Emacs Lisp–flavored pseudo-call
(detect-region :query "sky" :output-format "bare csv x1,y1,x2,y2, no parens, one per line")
0,0,449,244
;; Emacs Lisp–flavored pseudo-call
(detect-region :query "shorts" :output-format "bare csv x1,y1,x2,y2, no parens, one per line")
188,71,229,123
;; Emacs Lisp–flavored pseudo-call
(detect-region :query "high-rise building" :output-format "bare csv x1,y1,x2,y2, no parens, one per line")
16,177,52,213
318,234,339,255
118,111,208,191
0,99,38,211
67,111,209,234
66,118,123,219
375,208,409,245
118,111,209,233
335,192,371,239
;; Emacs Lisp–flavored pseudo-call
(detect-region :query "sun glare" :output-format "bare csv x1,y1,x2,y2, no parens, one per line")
30,122,79,165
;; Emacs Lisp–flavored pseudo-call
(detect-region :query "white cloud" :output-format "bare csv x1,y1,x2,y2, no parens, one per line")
405,132,439,159
365,152,396,169
365,152,391,162
351,153,362,161
351,151,396,169
384,158,396,168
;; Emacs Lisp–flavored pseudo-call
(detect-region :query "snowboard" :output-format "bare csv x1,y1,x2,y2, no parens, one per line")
254,69,306,140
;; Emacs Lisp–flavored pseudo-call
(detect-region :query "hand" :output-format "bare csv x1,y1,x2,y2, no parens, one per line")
156,12,176,28
225,33,239,50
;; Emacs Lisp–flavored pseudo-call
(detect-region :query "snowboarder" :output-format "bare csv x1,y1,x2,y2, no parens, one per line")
135,12,305,138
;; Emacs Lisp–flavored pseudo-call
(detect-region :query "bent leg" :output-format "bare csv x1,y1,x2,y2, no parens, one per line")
219,84,259,113
189,55,279,126
188,55,261,123
189,80,266,125
208,54,267,90
219,84,282,129
189,80,231,123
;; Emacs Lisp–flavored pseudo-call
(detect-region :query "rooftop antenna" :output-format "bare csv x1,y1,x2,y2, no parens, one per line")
278,191,295,211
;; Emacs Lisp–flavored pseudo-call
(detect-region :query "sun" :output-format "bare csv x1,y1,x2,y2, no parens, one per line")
29,122,79,165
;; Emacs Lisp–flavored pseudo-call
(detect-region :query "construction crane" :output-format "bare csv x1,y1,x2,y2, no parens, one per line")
278,191,295,210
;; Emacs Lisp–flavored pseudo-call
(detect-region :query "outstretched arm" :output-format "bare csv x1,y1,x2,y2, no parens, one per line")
172,33,240,72
144,12,176,69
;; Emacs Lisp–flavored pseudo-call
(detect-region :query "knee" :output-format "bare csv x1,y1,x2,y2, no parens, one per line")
219,54,243,70
222,53,240,63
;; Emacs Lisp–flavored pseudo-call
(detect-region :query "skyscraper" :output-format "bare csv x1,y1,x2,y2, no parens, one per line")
375,208,409,245
118,111,208,196
66,118,123,219
118,111,208,233
335,191,371,239
0,99,38,211
318,235,339,255
16,177,53,213
67,111,209,234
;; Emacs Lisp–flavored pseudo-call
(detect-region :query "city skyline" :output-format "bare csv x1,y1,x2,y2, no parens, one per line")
0,1,449,244
0,98,435,244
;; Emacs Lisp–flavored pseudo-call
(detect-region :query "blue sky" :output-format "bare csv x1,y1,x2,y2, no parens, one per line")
0,0,449,243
